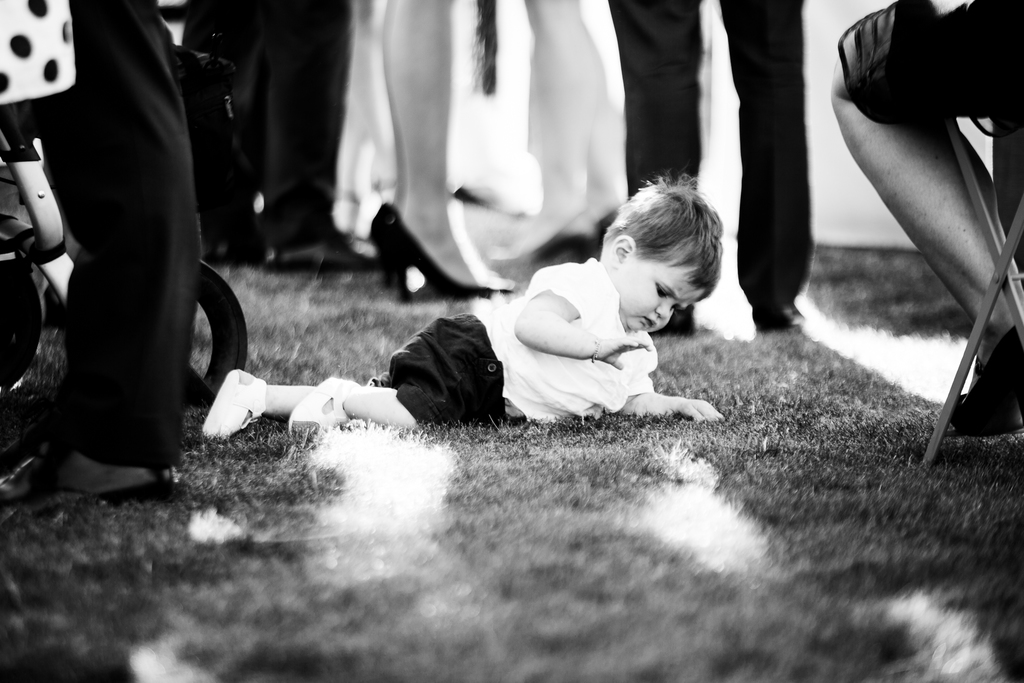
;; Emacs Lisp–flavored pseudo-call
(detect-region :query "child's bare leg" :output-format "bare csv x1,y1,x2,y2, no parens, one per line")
342,386,418,428
265,385,318,419
207,371,419,435
223,370,314,419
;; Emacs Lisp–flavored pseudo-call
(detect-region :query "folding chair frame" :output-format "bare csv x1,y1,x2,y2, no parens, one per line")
924,119,1024,464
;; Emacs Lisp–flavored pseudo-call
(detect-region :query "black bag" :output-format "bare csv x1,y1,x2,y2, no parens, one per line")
174,44,236,211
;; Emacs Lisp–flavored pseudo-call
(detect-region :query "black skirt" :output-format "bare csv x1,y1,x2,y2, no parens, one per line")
839,0,1024,136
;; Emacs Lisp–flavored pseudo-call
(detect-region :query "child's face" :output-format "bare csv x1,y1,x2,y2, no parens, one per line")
607,238,702,333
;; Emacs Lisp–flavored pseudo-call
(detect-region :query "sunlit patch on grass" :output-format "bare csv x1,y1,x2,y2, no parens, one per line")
303,426,498,641
800,297,964,403
641,487,769,574
311,425,452,535
881,592,1003,681
305,425,454,581
130,643,217,683
653,439,720,489
640,442,768,574
188,508,246,545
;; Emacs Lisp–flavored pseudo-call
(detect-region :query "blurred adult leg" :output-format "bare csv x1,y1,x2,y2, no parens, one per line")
185,0,368,270
607,0,702,332
383,0,507,289
183,0,267,263
607,0,703,196
586,74,628,232
335,0,394,234
10,0,198,483
260,0,352,251
719,0,811,321
515,0,614,258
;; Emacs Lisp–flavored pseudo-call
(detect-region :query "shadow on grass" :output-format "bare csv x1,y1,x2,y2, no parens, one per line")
808,246,971,339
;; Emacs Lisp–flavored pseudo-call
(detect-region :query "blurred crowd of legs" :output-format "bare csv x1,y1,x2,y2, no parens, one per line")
181,0,811,329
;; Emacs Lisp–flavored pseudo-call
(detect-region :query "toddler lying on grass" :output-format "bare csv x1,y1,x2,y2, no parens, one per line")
204,175,725,436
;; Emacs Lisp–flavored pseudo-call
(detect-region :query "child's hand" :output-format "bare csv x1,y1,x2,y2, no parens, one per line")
673,398,724,422
621,393,723,420
596,336,654,370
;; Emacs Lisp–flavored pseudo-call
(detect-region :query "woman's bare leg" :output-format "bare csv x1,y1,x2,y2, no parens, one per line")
358,0,395,193
516,0,610,254
336,0,395,234
831,61,1013,362
383,0,499,288
586,78,627,225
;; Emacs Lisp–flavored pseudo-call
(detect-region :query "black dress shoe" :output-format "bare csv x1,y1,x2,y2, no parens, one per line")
0,441,173,506
269,220,377,272
752,304,805,332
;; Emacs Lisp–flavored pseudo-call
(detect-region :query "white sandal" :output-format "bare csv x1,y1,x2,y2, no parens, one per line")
288,378,360,432
202,370,268,438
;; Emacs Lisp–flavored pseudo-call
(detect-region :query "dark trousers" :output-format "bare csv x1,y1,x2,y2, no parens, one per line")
608,0,811,310
183,0,352,252
31,0,199,467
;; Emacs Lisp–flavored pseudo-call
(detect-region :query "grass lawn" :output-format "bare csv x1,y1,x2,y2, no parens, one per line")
2,209,1023,682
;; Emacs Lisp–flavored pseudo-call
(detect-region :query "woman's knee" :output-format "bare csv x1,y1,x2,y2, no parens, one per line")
830,59,852,110
831,59,863,139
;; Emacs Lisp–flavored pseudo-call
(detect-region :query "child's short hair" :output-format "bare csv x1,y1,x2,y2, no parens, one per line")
603,174,723,299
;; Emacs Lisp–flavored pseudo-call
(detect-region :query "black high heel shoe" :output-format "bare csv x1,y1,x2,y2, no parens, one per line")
950,329,1024,436
370,203,513,301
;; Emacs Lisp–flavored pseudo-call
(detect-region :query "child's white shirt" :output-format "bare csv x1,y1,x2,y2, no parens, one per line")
482,258,657,420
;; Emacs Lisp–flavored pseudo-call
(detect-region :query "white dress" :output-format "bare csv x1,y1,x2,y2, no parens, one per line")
483,258,657,420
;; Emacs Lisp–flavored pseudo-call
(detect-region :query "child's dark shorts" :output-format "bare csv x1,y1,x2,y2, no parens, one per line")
839,0,1024,135
370,313,506,425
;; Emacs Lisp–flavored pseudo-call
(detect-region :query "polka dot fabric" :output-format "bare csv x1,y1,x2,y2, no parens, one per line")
0,0,75,105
